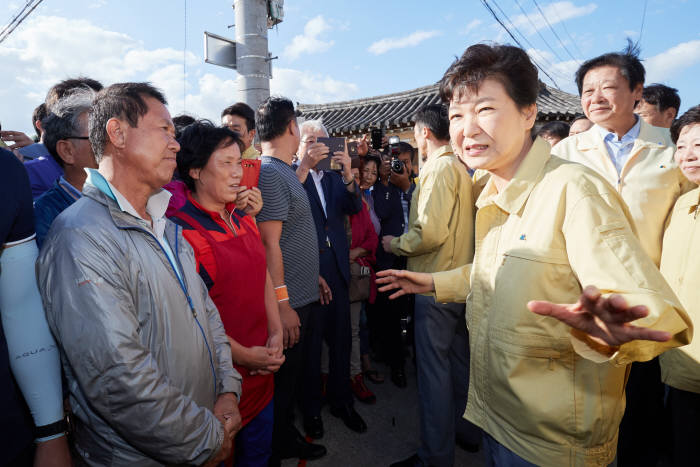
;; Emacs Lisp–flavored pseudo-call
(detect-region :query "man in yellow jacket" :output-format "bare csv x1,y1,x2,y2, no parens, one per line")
382,104,477,467
378,43,691,467
658,106,700,466
551,46,695,467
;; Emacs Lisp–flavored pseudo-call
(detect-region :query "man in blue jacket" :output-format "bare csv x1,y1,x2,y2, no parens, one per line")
295,120,366,438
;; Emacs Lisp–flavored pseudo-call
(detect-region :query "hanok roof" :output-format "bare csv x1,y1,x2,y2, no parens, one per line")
297,81,582,135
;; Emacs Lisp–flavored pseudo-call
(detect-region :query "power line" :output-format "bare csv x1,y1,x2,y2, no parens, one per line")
637,0,648,46
548,0,585,59
480,0,562,89
0,0,44,45
531,0,579,62
512,0,566,63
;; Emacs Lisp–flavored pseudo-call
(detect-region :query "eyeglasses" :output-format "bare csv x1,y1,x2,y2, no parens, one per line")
65,136,89,140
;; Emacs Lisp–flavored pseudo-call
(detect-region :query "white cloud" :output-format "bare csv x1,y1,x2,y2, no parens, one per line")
623,30,639,38
512,1,597,36
283,15,335,60
645,40,700,83
526,48,579,92
460,19,483,35
367,30,441,55
270,68,359,103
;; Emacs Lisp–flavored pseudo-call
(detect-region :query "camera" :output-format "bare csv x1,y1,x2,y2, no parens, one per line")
388,135,404,174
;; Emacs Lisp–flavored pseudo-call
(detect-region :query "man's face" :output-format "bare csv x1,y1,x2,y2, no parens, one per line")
569,118,593,136
70,112,97,170
121,97,180,191
398,151,413,175
298,126,326,168
448,78,535,178
635,100,676,128
413,124,427,158
674,123,700,185
222,114,254,149
580,65,642,131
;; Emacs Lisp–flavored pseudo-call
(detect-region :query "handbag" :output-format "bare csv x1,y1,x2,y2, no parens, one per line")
349,262,371,303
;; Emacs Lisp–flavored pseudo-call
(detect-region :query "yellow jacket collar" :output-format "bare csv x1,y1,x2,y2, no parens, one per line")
476,136,550,214
578,118,670,152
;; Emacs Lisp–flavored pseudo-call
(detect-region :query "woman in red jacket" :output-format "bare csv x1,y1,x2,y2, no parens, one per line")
172,120,284,467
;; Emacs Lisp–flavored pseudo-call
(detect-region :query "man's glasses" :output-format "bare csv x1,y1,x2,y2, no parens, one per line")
65,136,90,140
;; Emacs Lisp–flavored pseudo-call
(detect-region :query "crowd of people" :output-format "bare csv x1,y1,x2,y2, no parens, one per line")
0,38,698,467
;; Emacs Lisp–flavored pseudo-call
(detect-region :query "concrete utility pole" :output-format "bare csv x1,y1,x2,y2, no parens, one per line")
233,0,270,111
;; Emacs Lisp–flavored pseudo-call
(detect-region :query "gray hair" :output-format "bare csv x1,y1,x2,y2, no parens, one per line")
299,118,328,137
43,88,96,165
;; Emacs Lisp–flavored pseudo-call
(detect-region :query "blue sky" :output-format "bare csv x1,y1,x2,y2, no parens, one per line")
1,0,699,134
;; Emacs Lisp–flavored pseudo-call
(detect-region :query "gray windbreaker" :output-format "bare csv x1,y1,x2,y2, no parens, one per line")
37,184,242,466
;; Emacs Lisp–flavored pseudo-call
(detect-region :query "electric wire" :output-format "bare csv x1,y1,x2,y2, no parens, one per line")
637,0,648,46
0,0,44,45
531,0,579,62
512,0,566,63
480,0,562,89
548,0,585,59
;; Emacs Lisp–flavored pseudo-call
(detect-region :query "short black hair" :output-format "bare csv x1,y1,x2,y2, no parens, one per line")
537,121,570,140
45,77,103,111
575,40,645,95
414,104,450,141
173,114,196,138
88,82,167,163
221,102,256,131
572,114,589,123
670,105,700,144
176,119,244,192
32,103,48,138
439,43,539,110
255,96,297,142
642,84,681,114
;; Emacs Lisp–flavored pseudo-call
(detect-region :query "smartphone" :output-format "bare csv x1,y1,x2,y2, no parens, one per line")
240,159,261,188
348,141,359,157
316,137,346,171
371,128,384,150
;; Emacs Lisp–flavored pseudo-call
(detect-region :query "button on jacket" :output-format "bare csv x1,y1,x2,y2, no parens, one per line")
433,137,691,467
552,119,694,266
390,145,475,282
37,182,242,466
659,187,700,394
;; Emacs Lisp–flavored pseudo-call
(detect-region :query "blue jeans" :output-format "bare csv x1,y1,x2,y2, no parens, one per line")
482,433,537,467
234,399,273,467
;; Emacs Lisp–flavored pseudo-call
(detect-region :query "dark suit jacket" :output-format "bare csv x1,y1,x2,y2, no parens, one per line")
372,181,415,271
302,170,362,285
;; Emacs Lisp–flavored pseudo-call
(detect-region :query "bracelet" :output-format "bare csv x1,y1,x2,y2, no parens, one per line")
344,177,354,186
275,285,289,302
35,419,68,441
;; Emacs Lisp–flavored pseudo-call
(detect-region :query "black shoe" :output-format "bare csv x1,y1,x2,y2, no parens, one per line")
279,427,327,460
391,367,407,388
456,435,480,453
330,404,367,433
389,453,421,467
303,414,324,439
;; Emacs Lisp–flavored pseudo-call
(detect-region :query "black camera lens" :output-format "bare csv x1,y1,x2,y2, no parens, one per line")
390,158,404,174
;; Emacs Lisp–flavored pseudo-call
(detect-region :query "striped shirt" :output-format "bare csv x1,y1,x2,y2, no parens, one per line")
257,155,320,308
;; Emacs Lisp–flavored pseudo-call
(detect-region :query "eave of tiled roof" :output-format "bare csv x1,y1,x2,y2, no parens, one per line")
297,81,582,135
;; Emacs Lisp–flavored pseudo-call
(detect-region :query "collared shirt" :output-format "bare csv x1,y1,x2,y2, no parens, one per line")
242,145,261,160
432,138,690,466
597,115,641,174
84,169,180,280
23,151,64,199
553,118,693,266
309,169,327,217
390,145,474,281
659,187,700,393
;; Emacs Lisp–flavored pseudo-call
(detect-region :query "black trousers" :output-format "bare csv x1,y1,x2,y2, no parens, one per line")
617,358,665,467
270,301,316,455
302,258,353,416
667,385,700,466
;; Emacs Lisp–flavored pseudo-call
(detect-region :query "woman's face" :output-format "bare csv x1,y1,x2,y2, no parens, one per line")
448,78,536,182
191,141,242,205
674,123,700,185
361,160,378,187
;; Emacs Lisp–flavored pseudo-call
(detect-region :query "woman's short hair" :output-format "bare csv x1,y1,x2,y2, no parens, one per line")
439,43,539,110
176,119,244,192
670,105,700,144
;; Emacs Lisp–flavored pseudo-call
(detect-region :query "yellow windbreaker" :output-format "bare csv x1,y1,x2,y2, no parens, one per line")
390,145,474,277
659,187,700,394
552,119,693,266
433,137,691,467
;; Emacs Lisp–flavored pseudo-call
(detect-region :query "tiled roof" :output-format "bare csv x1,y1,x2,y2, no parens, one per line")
297,81,582,135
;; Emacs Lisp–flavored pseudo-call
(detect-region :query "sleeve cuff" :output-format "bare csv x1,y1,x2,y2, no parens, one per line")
569,329,619,364
218,375,242,400
433,268,469,304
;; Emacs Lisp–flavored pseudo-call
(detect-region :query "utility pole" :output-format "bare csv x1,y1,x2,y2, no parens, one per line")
233,0,270,111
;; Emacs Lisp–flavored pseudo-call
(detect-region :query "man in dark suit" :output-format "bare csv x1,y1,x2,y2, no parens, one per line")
295,120,366,438
372,147,416,387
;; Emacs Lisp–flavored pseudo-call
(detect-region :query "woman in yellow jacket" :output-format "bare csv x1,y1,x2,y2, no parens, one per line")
377,43,691,467
658,106,700,466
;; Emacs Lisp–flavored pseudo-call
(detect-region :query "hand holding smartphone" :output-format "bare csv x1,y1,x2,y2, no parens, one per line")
240,159,261,188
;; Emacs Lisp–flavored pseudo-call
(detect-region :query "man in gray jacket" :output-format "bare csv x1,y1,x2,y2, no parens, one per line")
37,82,243,466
